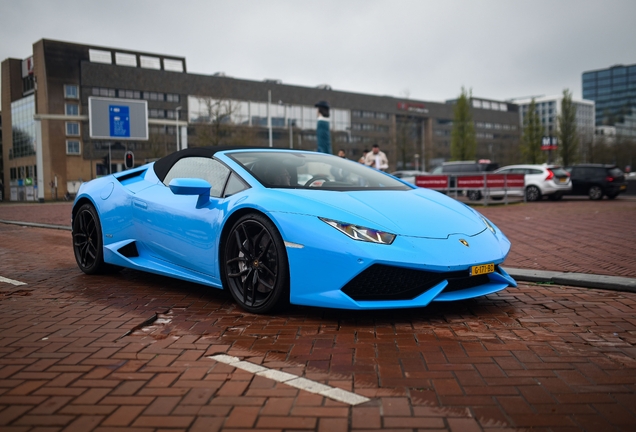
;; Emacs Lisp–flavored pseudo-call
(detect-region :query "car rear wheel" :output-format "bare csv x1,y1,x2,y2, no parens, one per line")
606,192,618,200
548,193,563,201
588,185,603,200
72,203,108,274
467,190,482,201
525,186,542,202
223,213,289,314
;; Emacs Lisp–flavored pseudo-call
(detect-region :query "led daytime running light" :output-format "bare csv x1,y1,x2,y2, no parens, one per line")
321,218,396,244
481,216,496,234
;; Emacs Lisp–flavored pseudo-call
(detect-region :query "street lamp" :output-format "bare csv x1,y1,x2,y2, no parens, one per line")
175,106,182,151
267,91,273,147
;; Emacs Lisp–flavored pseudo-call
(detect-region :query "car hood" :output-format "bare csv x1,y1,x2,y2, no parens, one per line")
266,188,487,239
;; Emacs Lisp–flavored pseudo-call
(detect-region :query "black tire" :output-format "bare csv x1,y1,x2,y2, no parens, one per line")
525,186,542,202
222,213,289,314
588,185,603,200
548,193,563,201
467,190,482,201
606,192,618,200
72,203,108,274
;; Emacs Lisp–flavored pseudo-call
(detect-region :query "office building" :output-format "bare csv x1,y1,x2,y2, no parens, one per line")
582,63,636,138
511,95,595,157
2,39,522,201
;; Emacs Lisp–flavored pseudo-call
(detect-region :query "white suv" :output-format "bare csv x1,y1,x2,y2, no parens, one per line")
492,164,572,202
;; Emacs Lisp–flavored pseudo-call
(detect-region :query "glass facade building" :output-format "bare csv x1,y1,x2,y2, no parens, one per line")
582,64,636,132
10,95,36,159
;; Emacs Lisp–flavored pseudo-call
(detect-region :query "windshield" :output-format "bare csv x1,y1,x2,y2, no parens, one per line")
228,151,411,191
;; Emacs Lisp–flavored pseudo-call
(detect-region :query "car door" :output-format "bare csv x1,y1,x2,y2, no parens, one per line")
132,157,231,279
571,167,590,194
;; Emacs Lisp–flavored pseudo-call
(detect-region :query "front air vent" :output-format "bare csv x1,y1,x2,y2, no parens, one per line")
341,264,468,301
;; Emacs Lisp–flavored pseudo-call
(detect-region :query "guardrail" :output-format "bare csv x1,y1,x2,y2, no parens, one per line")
415,174,526,205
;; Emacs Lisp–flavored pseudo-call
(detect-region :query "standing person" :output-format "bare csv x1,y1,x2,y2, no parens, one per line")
358,149,369,164
337,149,347,159
364,144,389,171
315,101,332,154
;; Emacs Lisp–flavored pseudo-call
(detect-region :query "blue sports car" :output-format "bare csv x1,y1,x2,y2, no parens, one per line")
72,147,516,313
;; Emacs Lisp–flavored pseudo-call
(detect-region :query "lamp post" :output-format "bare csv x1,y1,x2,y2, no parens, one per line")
175,106,182,151
267,91,273,147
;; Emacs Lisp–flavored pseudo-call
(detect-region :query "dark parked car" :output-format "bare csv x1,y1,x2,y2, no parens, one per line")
567,164,627,200
431,160,500,200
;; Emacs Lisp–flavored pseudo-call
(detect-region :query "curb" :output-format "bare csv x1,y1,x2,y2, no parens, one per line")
504,267,636,294
0,219,72,231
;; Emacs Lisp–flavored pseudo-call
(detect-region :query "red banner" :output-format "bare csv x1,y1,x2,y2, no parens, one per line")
457,176,484,188
503,174,525,188
415,175,448,189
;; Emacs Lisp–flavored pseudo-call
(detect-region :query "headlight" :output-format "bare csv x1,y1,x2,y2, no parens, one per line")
320,218,396,244
481,216,496,234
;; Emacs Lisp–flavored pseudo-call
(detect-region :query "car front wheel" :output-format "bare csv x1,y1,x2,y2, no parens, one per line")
588,186,603,200
526,186,542,202
223,213,289,314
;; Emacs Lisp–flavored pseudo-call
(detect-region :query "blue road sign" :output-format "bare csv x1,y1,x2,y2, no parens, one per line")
109,105,131,138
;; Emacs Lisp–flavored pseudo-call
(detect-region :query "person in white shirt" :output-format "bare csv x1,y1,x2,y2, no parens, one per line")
363,144,389,171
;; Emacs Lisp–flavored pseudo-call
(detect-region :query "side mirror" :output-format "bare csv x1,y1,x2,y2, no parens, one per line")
168,178,211,207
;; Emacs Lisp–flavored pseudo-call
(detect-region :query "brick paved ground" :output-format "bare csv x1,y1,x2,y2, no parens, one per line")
1,212,636,431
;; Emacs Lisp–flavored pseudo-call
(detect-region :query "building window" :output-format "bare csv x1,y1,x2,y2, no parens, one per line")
10,95,36,159
115,52,137,67
66,122,80,136
140,56,161,70
65,103,79,116
65,85,79,99
163,59,184,72
166,93,180,103
118,89,141,99
89,49,112,64
143,92,164,101
66,140,81,155
92,87,116,98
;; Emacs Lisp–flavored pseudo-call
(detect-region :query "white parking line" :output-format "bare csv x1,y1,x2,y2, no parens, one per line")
209,354,370,406
0,276,27,286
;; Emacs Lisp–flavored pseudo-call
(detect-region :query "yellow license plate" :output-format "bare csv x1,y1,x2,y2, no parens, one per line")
620,185,626,190
471,263,495,276
559,178,567,183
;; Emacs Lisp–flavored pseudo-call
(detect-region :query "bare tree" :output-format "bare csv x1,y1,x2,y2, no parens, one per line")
193,96,256,147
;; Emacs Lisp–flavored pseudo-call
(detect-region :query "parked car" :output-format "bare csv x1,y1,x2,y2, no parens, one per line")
431,160,499,175
492,164,571,202
566,164,627,200
431,160,499,200
390,170,428,184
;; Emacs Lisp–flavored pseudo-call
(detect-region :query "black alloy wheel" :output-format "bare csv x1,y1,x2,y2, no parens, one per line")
525,185,541,202
72,203,107,274
588,185,603,200
223,213,289,313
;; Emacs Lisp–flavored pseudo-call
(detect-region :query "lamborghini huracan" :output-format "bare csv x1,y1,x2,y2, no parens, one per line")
72,147,516,313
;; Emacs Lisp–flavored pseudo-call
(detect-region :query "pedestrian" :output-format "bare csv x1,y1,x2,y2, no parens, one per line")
315,100,332,154
337,149,347,159
358,149,369,164
364,144,389,171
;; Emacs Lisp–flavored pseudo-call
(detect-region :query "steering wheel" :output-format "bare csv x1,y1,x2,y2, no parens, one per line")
304,176,330,187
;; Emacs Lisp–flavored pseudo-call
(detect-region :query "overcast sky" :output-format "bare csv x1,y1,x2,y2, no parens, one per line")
1,0,635,104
